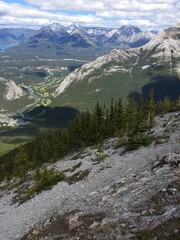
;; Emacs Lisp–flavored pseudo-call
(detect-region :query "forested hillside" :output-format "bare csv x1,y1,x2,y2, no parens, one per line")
0,91,179,182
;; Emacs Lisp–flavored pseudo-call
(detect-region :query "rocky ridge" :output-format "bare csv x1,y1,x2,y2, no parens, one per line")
0,111,179,239
54,26,180,98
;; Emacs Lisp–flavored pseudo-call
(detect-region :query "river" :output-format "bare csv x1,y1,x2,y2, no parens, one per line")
16,86,41,116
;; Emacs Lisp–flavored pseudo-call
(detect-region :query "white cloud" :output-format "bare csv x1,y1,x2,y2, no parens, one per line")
24,0,178,12
0,0,179,30
0,1,102,28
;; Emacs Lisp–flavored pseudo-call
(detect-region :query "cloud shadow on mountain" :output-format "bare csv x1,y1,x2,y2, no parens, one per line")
132,76,180,103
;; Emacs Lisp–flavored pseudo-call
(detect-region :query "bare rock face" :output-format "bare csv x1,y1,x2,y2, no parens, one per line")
0,111,180,240
5,80,25,101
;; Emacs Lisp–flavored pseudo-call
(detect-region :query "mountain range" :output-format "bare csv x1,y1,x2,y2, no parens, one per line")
25,22,155,49
0,23,155,59
0,23,155,48
53,26,180,108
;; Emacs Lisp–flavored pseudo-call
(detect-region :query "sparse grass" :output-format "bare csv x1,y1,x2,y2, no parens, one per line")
66,169,90,185
71,161,82,172
115,136,128,148
93,153,109,162
71,148,85,160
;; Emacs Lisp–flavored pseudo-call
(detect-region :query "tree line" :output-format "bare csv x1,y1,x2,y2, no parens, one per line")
0,92,179,181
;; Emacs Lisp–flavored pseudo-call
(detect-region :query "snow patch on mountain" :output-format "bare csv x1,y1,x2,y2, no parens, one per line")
49,22,64,33
142,65,150,70
104,66,129,74
5,80,25,101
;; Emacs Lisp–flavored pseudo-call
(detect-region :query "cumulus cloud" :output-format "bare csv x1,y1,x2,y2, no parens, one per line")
24,0,178,12
0,0,179,29
0,1,102,28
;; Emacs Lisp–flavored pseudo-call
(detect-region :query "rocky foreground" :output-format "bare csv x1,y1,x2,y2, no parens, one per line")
0,111,179,240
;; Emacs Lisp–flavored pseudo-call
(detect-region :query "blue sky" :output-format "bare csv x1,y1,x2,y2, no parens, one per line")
0,0,179,30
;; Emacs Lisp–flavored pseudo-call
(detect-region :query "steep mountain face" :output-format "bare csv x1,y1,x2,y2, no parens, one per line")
0,28,35,44
54,26,180,108
0,77,25,101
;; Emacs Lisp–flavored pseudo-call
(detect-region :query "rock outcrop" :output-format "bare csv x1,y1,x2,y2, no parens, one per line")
5,80,25,101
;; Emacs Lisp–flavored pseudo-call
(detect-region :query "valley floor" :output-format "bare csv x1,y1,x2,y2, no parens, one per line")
0,111,179,239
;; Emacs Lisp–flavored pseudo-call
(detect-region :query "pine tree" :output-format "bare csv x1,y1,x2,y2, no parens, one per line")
125,93,137,132
115,98,124,132
135,96,147,135
161,96,172,112
146,90,155,128
14,145,29,180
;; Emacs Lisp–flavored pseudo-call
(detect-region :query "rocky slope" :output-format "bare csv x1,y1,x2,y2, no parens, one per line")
0,111,179,240
0,77,25,101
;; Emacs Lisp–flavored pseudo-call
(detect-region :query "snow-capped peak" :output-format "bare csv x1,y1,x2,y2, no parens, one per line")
105,29,120,38
70,25,86,36
49,22,65,33
66,24,85,34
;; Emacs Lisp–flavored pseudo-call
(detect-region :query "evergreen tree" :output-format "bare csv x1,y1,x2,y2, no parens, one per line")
125,93,137,131
146,90,155,128
13,145,29,180
135,96,147,135
161,96,172,112
115,98,124,132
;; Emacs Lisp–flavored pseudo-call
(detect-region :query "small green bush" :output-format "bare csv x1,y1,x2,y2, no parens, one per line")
135,229,156,240
115,137,128,148
126,134,153,150
30,167,65,195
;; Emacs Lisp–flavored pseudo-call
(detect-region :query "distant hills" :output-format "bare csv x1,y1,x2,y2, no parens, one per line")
0,28,35,45
53,26,180,108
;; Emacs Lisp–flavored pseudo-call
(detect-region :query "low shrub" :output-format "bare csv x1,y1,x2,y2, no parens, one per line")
126,134,153,150
30,167,65,195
